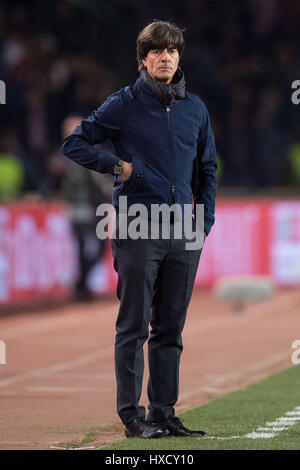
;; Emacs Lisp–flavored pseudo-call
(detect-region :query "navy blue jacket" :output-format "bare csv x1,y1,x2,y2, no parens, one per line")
61,76,217,235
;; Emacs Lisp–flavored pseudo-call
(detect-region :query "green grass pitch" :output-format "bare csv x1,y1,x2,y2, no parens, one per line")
103,365,300,450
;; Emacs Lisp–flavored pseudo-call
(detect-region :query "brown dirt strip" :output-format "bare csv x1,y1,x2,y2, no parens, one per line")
0,288,299,450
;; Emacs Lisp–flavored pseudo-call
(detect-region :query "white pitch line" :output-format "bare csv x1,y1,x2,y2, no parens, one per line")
179,351,289,403
0,314,86,340
244,432,276,439
0,442,33,444
257,427,289,432
41,372,115,380
266,417,300,425
0,348,113,389
201,405,300,440
49,445,96,450
201,386,226,394
266,421,294,426
0,305,117,341
204,436,240,440
25,386,101,393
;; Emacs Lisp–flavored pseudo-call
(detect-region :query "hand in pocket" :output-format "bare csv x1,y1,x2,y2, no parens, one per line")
120,162,133,181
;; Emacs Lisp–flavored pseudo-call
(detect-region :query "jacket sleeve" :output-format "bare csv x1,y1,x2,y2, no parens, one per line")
193,102,218,236
61,93,122,176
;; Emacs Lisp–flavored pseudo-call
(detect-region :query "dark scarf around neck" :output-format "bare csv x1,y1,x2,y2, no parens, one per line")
140,65,186,106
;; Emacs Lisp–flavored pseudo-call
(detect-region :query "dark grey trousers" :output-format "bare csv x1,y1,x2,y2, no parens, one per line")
111,215,202,425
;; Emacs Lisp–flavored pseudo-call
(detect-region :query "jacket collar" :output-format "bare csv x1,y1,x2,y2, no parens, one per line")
135,66,186,106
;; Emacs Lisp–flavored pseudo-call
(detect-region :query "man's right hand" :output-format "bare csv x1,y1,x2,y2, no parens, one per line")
120,162,133,181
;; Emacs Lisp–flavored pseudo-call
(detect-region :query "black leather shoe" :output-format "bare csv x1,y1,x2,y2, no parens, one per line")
148,416,206,437
125,417,170,439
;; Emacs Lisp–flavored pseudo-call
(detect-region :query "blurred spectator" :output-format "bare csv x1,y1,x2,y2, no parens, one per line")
288,140,300,185
46,114,113,301
0,127,25,201
251,84,288,187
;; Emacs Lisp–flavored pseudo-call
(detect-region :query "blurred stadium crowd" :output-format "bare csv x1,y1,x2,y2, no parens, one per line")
0,0,299,203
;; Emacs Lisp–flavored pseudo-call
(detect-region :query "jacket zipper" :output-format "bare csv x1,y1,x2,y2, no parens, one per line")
166,105,176,204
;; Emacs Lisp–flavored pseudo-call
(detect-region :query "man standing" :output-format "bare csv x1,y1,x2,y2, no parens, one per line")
62,20,217,439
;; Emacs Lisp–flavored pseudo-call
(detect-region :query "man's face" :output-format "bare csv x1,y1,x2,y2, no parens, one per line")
142,47,180,84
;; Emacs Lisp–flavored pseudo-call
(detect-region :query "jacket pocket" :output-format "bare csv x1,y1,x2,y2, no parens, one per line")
122,159,145,193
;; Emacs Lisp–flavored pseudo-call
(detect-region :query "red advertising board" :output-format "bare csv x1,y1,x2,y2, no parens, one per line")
0,203,77,304
194,200,272,286
0,199,300,304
